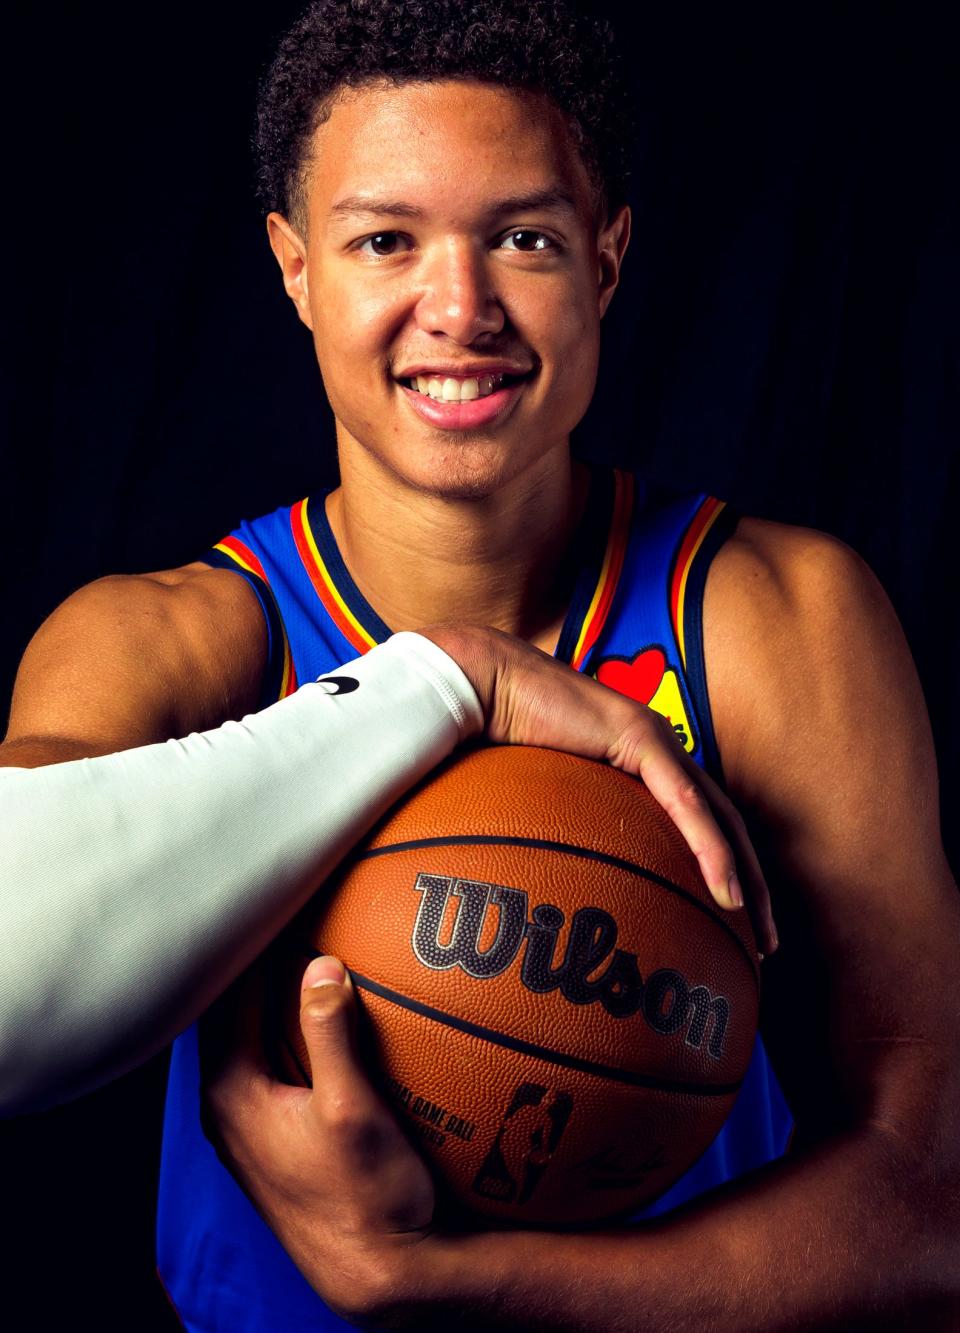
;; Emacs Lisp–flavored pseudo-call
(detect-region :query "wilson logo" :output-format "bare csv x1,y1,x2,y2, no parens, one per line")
411,873,730,1059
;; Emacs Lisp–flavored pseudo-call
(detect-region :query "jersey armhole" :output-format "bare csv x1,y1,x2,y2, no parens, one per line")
681,505,740,786
202,547,295,708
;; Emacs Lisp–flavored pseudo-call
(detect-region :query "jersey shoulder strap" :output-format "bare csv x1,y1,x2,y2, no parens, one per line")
203,494,389,699
584,475,738,782
204,513,298,707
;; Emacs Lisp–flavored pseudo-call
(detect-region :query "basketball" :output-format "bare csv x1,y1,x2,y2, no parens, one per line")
267,744,760,1227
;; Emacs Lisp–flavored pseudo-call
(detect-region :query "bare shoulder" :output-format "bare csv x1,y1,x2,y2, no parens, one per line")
703,514,946,881
705,518,923,786
704,515,892,671
4,561,267,760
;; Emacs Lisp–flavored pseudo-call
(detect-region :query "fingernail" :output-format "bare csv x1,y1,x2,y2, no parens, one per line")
303,955,346,989
728,874,744,908
770,923,780,953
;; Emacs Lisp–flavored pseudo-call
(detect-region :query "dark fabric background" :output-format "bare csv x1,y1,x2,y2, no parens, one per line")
1,3,956,1327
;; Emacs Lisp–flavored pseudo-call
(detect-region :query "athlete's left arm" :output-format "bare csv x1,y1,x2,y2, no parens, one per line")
205,522,960,1330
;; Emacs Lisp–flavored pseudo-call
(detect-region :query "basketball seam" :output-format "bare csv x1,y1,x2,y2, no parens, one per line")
356,835,759,986
343,966,744,1097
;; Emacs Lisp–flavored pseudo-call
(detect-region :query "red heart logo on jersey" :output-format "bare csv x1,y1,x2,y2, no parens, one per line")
596,648,667,705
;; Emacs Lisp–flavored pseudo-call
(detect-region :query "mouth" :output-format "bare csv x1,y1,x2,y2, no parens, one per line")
394,369,534,431
399,370,529,403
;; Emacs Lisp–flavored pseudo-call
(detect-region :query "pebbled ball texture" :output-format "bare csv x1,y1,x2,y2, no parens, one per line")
267,744,759,1227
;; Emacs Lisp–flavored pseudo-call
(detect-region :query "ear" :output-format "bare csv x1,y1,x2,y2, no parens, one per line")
597,204,632,320
266,212,314,331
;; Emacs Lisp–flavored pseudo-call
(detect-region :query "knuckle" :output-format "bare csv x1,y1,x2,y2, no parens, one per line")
609,715,659,768
673,777,707,811
610,736,644,775
324,1097,387,1164
648,710,678,745
621,714,682,767
301,987,351,1030
323,1088,364,1129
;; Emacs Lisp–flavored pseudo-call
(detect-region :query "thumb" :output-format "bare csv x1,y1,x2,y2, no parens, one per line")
299,955,370,1102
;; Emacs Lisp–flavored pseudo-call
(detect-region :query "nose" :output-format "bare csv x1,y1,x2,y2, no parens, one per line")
414,238,505,343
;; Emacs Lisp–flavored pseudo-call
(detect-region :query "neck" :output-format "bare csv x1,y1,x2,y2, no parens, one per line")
326,446,589,653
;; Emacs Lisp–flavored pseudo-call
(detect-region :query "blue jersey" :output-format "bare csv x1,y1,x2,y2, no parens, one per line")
157,467,793,1331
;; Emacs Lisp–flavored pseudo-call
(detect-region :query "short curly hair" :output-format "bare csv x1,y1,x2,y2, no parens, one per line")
255,0,634,232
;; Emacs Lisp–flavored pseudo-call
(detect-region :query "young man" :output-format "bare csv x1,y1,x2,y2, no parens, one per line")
0,0,763,1193
2,1,957,1330
199,2,958,1329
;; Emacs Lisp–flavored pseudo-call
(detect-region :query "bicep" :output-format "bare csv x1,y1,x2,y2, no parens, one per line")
3,564,268,765
705,522,960,1148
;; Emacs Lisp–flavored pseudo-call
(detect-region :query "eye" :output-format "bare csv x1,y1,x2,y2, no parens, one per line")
357,232,412,257
500,230,557,253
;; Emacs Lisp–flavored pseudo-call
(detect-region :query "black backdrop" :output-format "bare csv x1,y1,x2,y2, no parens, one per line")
1,3,956,1327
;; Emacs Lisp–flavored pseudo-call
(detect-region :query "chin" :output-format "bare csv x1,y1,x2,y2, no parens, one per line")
390,440,517,503
407,469,506,503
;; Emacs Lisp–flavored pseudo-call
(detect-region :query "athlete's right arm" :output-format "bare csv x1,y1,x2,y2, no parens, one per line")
0,566,488,1115
2,564,267,769
0,572,770,1117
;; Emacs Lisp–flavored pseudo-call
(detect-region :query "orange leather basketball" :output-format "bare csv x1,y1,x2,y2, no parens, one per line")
267,744,760,1226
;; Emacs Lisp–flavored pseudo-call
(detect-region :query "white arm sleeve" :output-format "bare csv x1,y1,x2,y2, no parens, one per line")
0,631,483,1116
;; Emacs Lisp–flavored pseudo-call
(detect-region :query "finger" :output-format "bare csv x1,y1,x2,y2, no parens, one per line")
629,736,741,906
692,770,779,958
300,958,436,1233
299,956,384,1122
612,723,778,955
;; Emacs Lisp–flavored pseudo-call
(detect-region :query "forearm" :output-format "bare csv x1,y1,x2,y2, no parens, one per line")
388,1130,957,1332
0,633,481,1115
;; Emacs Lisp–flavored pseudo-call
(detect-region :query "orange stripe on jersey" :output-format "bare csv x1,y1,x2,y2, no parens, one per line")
570,470,634,672
669,496,726,670
214,535,268,582
213,536,298,698
290,498,378,655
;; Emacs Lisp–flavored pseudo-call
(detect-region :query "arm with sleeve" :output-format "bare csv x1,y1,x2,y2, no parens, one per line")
0,632,482,1116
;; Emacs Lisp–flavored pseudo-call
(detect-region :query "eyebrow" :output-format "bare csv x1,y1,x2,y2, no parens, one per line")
328,187,580,222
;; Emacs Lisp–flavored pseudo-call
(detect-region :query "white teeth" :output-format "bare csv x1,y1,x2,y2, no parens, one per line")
410,373,507,402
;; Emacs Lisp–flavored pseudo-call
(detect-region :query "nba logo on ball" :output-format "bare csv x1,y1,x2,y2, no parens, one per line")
472,1083,574,1205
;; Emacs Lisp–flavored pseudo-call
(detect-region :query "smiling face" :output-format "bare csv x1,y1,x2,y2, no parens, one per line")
268,78,630,500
